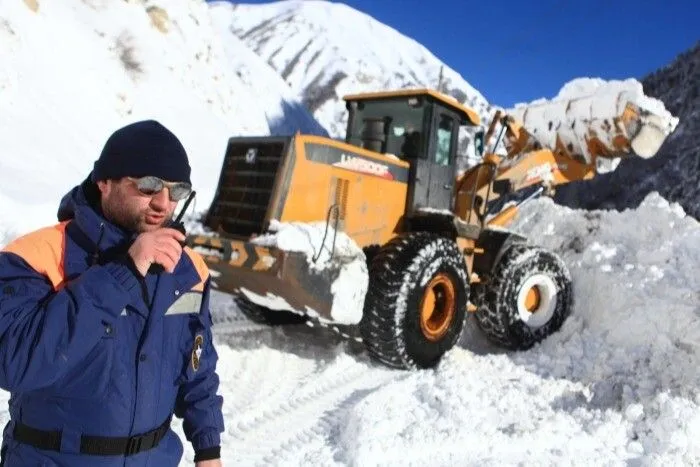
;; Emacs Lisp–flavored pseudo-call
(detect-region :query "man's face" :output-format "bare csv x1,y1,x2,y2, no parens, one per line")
97,177,178,233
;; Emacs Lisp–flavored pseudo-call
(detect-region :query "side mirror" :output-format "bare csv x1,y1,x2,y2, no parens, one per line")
473,130,485,157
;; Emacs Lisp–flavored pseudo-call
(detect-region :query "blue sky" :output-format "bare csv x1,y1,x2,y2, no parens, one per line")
221,0,698,108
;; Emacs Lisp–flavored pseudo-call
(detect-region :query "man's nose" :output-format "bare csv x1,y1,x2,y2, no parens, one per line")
150,188,170,209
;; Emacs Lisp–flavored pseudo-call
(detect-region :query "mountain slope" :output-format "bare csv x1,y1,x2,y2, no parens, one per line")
554,41,700,220
207,2,328,137
0,0,322,235
210,0,493,139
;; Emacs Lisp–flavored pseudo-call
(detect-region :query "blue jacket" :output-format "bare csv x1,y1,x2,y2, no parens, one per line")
0,178,224,466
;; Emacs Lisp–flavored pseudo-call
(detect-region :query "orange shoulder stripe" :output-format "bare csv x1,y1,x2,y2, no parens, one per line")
1,221,69,290
184,246,209,293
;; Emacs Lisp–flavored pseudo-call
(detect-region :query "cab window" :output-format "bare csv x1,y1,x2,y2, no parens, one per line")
347,99,425,159
434,115,455,166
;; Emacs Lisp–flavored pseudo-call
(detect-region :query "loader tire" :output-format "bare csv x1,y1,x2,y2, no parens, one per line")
233,293,307,326
472,243,572,350
359,232,469,370
362,244,381,265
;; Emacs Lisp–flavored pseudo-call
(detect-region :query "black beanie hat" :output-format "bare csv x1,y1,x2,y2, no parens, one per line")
92,120,191,184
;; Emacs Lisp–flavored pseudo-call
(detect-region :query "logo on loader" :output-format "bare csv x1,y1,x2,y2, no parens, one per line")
191,334,204,372
245,148,258,164
333,153,394,180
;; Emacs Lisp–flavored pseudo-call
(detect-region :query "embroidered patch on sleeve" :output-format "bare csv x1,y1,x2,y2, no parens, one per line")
191,334,204,372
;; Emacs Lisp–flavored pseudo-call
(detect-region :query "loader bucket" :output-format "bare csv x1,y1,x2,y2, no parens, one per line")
628,111,675,159
507,88,680,165
186,234,366,325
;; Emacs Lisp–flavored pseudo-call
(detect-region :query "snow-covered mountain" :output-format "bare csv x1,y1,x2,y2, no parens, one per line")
209,0,493,139
0,0,324,236
554,41,700,220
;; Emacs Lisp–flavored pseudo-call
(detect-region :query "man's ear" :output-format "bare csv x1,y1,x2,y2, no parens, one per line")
96,179,109,195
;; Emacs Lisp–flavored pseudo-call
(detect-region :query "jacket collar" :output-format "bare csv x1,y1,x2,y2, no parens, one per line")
57,174,203,294
57,174,139,262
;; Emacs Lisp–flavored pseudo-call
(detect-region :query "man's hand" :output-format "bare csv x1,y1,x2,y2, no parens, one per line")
195,460,222,467
128,227,186,276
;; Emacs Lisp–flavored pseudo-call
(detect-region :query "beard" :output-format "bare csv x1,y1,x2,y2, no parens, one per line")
101,188,172,233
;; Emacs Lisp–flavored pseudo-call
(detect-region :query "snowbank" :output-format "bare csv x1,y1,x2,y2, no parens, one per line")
249,220,369,324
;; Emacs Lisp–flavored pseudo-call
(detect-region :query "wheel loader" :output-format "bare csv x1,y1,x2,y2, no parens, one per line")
185,87,679,370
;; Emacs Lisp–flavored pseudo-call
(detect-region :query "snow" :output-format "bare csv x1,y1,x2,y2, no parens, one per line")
238,287,298,313
1,0,699,465
553,43,700,221
249,220,368,325
207,2,328,137
0,0,320,235
417,207,454,216
507,77,680,165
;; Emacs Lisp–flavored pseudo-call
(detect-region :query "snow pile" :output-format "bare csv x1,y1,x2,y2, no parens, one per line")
555,78,674,117
506,193,700,462
511,192,699,357
507,78,680,168
249,220,368,324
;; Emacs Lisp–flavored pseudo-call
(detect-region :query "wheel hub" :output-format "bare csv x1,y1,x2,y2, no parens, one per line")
525,285,541,312
420,273,456,342
517,274,558,328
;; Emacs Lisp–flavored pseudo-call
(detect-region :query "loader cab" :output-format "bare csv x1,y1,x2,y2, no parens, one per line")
343,89,480,213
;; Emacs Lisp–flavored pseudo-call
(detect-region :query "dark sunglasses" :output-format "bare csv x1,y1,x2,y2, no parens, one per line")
127,176,192,201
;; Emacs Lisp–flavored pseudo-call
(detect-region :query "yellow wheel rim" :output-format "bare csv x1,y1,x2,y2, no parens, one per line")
419,273,456,342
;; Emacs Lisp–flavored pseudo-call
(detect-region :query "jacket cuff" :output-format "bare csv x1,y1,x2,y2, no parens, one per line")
192,431,221,453
194,446,220,462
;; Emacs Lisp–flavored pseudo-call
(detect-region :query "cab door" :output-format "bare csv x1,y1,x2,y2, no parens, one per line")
410,110,460,212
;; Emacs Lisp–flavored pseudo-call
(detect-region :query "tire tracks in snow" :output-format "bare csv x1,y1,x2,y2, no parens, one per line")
231,356,393,465
207,295,398,466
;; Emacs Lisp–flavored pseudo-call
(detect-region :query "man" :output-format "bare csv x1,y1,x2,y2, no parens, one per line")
0,120,225,466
